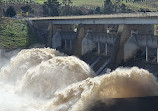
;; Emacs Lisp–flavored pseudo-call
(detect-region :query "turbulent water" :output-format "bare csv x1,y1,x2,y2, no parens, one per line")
0,48,158,111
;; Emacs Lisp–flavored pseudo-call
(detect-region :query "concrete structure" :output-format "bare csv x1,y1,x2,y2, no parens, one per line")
74,24,108,57
28,12,158,24
125,35,158,63
52,29,77,55
82,30,116,55
27,12,158,73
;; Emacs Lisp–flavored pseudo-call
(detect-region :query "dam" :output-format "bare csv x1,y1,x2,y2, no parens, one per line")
27,12,158,76
1,12,158,111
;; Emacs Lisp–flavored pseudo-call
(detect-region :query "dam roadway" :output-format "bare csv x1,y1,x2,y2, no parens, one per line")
27,12,158,24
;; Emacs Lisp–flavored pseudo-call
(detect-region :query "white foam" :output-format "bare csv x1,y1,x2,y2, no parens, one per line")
0,48,94,111
17,56,94,99
0,48,64,83
1,48,158,111
47,67,158,111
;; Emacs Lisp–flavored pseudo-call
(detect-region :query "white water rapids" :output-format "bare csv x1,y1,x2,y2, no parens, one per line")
0,48,158,111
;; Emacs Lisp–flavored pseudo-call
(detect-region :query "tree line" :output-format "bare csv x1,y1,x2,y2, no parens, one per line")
0,0,152,17
42,0,133,16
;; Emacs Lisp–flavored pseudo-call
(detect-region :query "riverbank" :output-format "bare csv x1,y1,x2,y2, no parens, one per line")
0,18,40,50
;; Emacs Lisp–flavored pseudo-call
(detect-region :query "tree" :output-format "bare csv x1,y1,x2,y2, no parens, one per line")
120,3,126,13
104,0,113,14
72,8,83,15
43,0,60,16
94,7,101,14
0,0,2,16
62,0,72,6
113,0,121,12
139,8,150,12
6,6,16,17
113,1,132,13
60,5,72,15
21,5,34,14
21,5,31,13
60,0,73,15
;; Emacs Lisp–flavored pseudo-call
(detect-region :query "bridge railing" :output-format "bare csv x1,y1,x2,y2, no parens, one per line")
27,12,158,21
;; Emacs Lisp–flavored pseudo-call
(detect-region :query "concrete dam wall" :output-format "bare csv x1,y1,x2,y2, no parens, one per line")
27,19,157,74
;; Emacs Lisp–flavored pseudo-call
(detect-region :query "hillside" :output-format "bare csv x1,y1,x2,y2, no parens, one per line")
3,0,158,11
0,18,39,49
19,0,158,11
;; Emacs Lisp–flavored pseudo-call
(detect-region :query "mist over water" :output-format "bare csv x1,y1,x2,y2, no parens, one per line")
0,48,158,111
0,49,20,69
0,48,94,111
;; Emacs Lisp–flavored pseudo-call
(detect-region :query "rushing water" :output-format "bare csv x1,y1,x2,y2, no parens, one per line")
0,48,158,111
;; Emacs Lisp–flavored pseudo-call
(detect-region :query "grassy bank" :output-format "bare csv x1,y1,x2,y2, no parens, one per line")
35,0,158,11
3,0,158,11
0,18,39,49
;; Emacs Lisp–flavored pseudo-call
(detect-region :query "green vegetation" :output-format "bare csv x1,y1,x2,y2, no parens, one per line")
2,0,158,12
122,1,157,12
0,0,2,16
0,19,39,49
104,0,113,14
35,0,46,4
5,6,16,17
38,0,111,7
32,0,158,12
21,5,34,13
43,0,60,16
